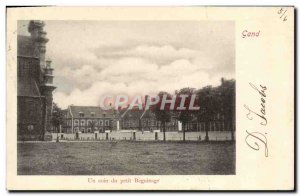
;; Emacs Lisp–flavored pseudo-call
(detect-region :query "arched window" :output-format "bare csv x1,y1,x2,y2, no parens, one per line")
87,120,92,126
74,119,79,126
81,120,85,126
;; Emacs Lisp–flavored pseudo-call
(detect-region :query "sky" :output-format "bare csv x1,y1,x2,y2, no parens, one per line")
18,20,235,109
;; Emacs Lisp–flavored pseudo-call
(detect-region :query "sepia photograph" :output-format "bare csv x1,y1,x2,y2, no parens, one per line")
6,6,294,191
17,20,236,175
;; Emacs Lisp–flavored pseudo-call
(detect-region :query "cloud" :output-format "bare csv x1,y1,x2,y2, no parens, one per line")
95,44,201,64
17,20,235,108
54,55,234,108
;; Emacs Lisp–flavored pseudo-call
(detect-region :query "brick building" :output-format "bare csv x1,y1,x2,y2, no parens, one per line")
17,20,56,140
63,106,117,133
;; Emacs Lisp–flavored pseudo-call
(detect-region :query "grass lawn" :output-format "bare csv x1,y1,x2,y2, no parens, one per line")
18,141,235,175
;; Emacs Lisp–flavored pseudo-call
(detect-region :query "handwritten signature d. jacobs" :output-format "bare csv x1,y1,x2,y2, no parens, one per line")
244,82,268,157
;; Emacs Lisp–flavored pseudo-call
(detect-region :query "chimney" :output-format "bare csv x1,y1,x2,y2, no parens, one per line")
28,20,49,69
221,77,225,85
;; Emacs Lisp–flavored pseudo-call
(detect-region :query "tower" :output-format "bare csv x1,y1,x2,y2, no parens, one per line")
28,20,49,70
28,20,56,134
40,58,56,132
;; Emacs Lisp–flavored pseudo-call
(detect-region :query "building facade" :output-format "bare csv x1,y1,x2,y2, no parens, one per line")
119,107,179,132
17,20,56,140
63,106,117,133
63,79,235,134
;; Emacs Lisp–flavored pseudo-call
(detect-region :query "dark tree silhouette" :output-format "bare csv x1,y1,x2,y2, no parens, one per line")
196,78,235,141
217,78,236,140
197,86,220,141
153,92,171,141
175,88,198,142
51,103,64,141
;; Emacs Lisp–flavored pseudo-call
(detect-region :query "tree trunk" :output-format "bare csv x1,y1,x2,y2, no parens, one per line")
205,121,209,141
163,121,166,141
183,122,186,142
56,126,59,142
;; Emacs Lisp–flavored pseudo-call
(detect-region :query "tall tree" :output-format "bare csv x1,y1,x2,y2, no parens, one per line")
217,78,236,140
197,86,220,141
153,92,171,141
51,103,64,141
175,88,198,142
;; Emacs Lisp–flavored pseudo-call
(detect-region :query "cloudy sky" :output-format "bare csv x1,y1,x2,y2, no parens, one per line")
18,20,235,109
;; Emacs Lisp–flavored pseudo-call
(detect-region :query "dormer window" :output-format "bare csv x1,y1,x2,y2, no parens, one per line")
79,112,84,117
91,112,95,117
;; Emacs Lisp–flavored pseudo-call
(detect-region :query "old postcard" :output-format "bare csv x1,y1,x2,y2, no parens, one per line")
6,7,294,190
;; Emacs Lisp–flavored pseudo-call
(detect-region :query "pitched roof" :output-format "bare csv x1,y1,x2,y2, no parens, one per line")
17,77,41,97
69,105,116,118
120,106,150,120
17,35,36,57
140,109,155,119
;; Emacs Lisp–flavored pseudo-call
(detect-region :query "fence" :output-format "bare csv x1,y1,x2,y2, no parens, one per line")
52,131,234,141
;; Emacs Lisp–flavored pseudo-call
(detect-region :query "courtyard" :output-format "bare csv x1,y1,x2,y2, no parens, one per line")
18,141,235,175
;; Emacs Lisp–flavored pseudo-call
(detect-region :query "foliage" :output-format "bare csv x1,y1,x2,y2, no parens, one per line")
196,78,236,140
175,87,198,141
153,91,172,141
51,103,64,132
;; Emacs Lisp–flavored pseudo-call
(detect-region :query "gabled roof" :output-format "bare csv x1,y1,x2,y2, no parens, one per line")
119,106,145,120
69,105,116,118
17,35,36,57
17,77,41,97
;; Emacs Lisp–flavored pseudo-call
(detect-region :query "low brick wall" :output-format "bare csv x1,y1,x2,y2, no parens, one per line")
52,131,234,141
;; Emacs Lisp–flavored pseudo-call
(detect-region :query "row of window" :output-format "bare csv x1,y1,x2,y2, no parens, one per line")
68,119,110,126
122,121,177,127
73,127,109,133
187,121,233,132
122,120,177,127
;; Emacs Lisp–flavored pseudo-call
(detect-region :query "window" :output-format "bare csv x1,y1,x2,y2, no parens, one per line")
79,112,84,117
87,120,92,126
81,128,85,133
87,128,91,133
99,120,103,126
74,119,79,126
105,120,109,126
81,119,85,126
91,112,95,117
